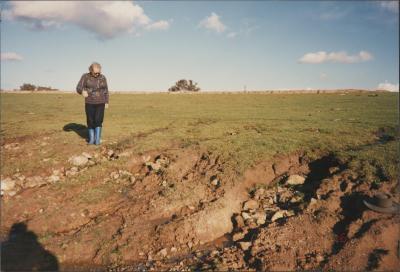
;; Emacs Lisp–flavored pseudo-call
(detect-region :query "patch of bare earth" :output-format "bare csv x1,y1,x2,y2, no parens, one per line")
1,142,399,271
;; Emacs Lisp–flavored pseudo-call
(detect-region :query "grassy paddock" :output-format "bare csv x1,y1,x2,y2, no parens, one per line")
1,91,398,181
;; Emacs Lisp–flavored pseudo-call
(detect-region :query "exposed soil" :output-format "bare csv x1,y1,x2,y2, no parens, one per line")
1,142,399,271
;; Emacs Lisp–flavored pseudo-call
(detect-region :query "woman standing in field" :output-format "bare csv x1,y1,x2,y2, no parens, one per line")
76,62,109,145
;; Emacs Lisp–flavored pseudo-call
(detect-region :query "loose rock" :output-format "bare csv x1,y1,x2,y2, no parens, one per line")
239,241,252,251
1,178,16,193
158,248,168,257
211,178,220,186
271,210,295,222
286,174,306,185
47,175,60,183
241,212,252,221
252,211,266,225
234,214,245,228
24,176,47,188
81,152,92,159
232,231,247,241
68,155,88,167
243,199,259,210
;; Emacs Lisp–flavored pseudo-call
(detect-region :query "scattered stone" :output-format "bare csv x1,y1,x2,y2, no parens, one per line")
243,199,259,210
68,155,88,167
142,155,151,163
271,211,284,222
210,177,220,186
286,174,306,185
4,143,19,150
290,195,303,203
118,170,133,177
241,212,252,221
14,173,26,182
110,172,120,179
39,208,44,213
254,188,265,199
25,176,47,188
1,178,16,193
271,210,295,222
234,214,245,228
309,198,317,205
238,241,252,251
81,152,92,159
130,176,136,183
103,177,111,183
329,166,340,175
210,250,219,257
316,253,325,262
6,190,17,197
170,247,177,253
65,167,78,177
155,157,169,167
158,248,168,257
252,211,266,225
47,175,60,183
278,190,295,203
194,251,203,257
81,209,89,217
146,162,162,172
232,231,247,241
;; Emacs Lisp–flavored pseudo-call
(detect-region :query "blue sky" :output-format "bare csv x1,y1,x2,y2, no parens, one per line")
1,1,399,91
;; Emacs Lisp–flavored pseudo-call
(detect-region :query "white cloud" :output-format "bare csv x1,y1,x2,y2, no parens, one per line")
4,1,170,39
379,1,399,13
1,52,23,61
145,20,171,31
199,12,226,33
377,81,399,92
298,50,373,64
319,73,328,79
319,10,347,20
227,32,237,38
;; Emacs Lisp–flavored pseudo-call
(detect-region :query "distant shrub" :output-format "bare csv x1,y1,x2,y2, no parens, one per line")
168,79,200,92
37,86,58,91
19,84,57,91
20,83,36,91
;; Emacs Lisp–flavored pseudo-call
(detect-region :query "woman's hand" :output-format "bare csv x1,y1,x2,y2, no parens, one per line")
105,103,109,109
82,90,88,97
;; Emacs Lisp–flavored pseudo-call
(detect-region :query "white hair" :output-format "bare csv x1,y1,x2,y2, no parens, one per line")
89,62,101,72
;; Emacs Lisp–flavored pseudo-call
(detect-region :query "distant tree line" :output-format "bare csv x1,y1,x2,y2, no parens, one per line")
168,79,200,92
20,83,58,91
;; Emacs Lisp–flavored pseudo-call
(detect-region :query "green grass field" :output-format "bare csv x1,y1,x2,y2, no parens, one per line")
1,91,398,182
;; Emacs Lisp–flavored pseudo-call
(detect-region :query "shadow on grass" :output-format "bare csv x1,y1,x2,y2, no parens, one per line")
1,222,59,271
63,123,87,140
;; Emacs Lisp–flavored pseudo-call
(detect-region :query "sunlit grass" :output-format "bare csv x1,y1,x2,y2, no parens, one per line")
1,91,398,181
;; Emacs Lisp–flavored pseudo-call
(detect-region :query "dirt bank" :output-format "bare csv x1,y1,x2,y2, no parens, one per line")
1,145,399,271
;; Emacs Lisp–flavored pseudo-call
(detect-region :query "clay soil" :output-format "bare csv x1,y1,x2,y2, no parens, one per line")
1,144,399,271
